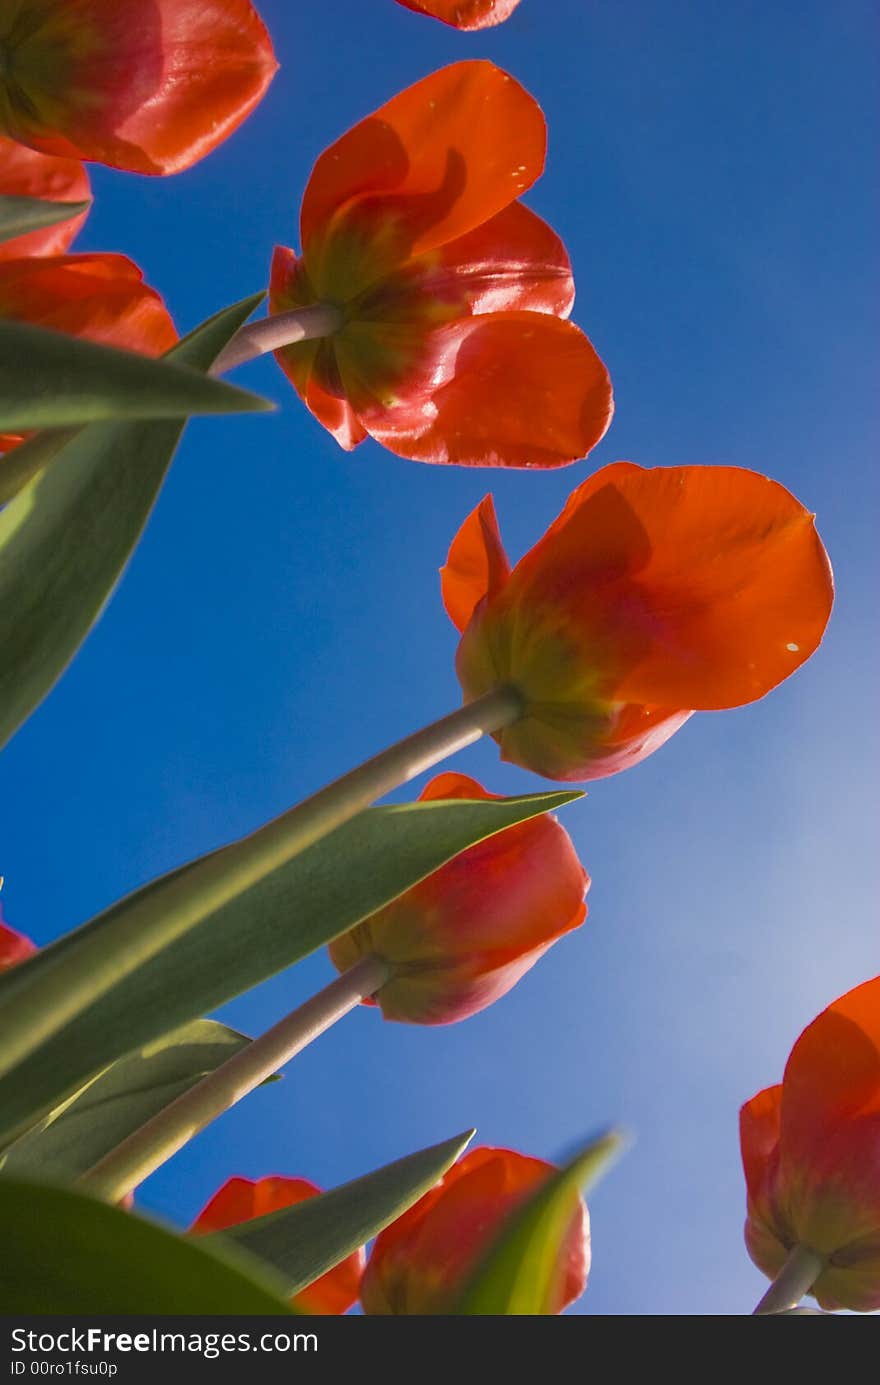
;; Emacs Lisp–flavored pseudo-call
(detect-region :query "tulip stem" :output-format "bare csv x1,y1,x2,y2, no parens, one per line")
752,1245,824,1314
210,303,344,374
79,953,390,1204
0,685,522,1085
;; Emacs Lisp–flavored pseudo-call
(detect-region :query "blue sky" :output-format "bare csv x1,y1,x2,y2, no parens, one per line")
3,0,878,1314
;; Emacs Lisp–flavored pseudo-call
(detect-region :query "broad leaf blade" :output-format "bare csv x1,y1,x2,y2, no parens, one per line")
455,1131,625,1315
207,1131,474,1295
0,294,265,750
0,193,91,246
0,319,270,429
0,1019,277,1181
0,1177,294,1312
0,790,580,1145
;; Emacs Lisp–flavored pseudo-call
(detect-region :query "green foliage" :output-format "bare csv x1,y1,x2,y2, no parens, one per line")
207,1131,474,1296
0,1020,276,1182
0,790,580,1147
0,295,266,749
0,1177,295,1313
0,193,91,246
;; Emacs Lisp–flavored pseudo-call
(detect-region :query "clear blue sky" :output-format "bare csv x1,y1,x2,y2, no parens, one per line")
3,0,878,1314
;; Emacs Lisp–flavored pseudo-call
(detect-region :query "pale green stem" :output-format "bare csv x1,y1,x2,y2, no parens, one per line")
752,1245,824,1315
210,303,343,374
79,954,390,1203
0,685,523,1081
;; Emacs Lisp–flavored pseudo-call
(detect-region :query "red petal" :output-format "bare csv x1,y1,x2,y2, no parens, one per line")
509,463,834,709
395,0,522,28
740,1085,783,1202
0,914,38,972
782,976,880,1166
191,1175,364,1315
412,201,575,318
441,496,511,632
361,1147,588,1315
0,137,90,261
361,313,613,468
301,62,546,268
1,1,277,175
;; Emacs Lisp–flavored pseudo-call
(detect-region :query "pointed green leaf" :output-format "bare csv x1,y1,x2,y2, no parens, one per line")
0,1019,278,1181
454,1131,626,1315
0,789,581,1145
207,1131,475,1295
0,1177,294,1313
0,193,91,247
0,319,270,430
0,294,266,749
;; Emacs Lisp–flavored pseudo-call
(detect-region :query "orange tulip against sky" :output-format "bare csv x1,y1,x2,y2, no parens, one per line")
741,975,880,1312
191,1175,365,1314
394,0,522,29
360,1146,589,1314
0,252,177,451
0,136,90,262
269,60,613,466
443,463,834,781
328,772,588,1024
0,0,277,175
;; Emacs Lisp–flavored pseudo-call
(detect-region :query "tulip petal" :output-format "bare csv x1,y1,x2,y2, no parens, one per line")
740,1085,783,1203
191,1176,364,1315
510,463,833,709
362,312,613,468
0,138,90,261
0,917,37,971
420,201,575,318
301,62,546,267
0,252,177,451
394,0,522,29
0,0,277,176
441,497,511,632
782,976,880,1165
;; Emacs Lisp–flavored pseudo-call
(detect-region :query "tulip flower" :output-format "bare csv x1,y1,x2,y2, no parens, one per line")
395,1,522,29
0,137,90,262
328,771,588,1024
0,904,36,972
360,1146,590,1314
191,1175,364,1314
0,1,277,176
267,61,612,467
741,975,880,1313
0,252,177,451
443,463,834,782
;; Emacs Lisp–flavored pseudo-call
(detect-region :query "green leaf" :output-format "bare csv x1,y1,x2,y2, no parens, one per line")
0,318,270,430
0,1019,278,1181
206,1131,474,1296
0,294,266,750
454,1131,626,1315
0,193,91,247
0,1176,294,1312
0,789,580,1146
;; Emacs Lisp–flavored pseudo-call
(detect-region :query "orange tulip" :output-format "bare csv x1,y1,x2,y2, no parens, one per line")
191,1175,365,1314
328,772,588,1024
741,975,880,1312
0,904,36,972
443,463,833,781
0,252,177,451
360,1146,590,1314
0,136,90,262
394,0,522,28
0,1,277,176
270,61,612,467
